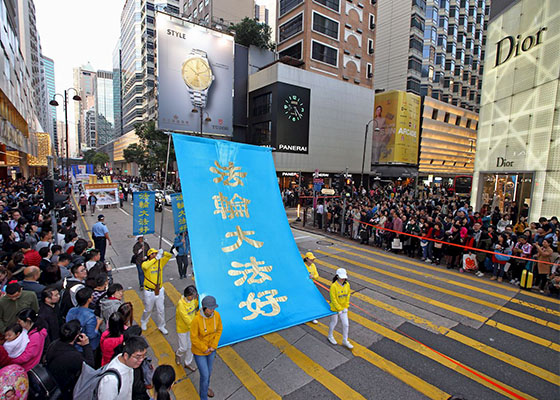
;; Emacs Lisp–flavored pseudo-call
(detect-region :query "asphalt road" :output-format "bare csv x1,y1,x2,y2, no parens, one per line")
75,198,560,400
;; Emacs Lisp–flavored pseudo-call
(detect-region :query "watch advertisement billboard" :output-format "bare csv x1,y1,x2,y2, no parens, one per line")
371,90,420,166
156,13,234,136
276,83,310,154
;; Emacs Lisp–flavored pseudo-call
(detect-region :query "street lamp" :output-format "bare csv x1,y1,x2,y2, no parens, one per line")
360,119,380,191
191,107,212,136
50,89,81,181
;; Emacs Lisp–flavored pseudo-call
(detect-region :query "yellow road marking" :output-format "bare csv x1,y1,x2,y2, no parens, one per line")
308,321,450,400
320,249,560,331
316,276,560,386
347,311,538,400
124,290,199,399
163,283,281,400
72,194,93,241
263,332,367,400
340,242,560,306
315,257,560,352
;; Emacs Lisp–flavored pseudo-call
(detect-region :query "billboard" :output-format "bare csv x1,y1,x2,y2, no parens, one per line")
156,13,234,136
276,83,310,153
371,90,420,166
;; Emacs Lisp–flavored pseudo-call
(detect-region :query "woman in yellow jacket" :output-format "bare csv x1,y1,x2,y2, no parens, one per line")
191,295,222,399
328,268,353,349
175,285,198,371
303,252,320,324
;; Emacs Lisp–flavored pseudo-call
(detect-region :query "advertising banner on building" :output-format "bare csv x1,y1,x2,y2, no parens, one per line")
84,184,119,206
133,191,156,236
156,13,234,136
371,90,420,166
172,134,332,346
276,83,310,154
170,192,187,234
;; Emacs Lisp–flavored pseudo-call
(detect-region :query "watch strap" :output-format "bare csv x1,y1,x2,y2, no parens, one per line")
190,90,207,108
191,49,208,57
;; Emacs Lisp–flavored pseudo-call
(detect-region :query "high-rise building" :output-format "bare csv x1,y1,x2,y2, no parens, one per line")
112,41,123,138
41,55,58,155
276,0,378,89
73,63,97,154
255,0,277,41
180,0,253,28
95,70,115,146
255,3,269,25
374,0,490,112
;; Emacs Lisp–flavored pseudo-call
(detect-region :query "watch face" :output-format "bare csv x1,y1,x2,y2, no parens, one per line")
284,95,305,122
181,57,212,90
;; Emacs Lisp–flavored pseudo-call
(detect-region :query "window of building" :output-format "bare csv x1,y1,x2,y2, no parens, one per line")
444,112,450,122
278,13,303,43
408,56,422,73
252,93,272,117
461,87,468,97
204,13,210,24
193,8,198,17
312,12,339,39
453,82,460,93
279,0,303,16
432,108,438,120
466,118,471,129
410,15,424,31
251,121,272,146
366,63,373,79
368,38,374,54
406,77,421,94
188,0,193,6
279,41,302,59
445,59,455,71
205,0,209,4
410,36,423,53
198,2,203,13
455,116,461,126
369,14,375,30
437,34,447,48
314,0,340,13
311,40,338,66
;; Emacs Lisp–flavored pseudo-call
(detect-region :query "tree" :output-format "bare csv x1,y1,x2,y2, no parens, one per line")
91,152,110,167
83,149,97,165
123,121,175,178
229,18,275,51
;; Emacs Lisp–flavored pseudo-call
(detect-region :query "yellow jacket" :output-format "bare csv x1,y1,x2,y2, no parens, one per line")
142,251,172,290
176,296,199,334
191,310,223,356
330,280,350,312
306,262,319,280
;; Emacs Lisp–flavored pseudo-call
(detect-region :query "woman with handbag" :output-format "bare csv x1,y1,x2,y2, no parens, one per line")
491,234,511,282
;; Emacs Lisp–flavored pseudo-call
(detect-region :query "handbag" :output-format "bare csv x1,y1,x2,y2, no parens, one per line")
462,254,477,271
391,238,402,250
434,242,443,249
495,250,511,261
28,364,61,399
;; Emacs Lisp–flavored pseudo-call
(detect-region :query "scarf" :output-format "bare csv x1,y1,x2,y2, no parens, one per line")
3,329,29,358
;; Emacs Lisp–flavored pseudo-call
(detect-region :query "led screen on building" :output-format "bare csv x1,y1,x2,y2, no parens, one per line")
371,90,420,166
156,13,234,136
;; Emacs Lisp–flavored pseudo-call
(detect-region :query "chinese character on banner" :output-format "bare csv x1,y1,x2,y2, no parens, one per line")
209,161,247,186
238,290,288,320
221,225,264,253
213,192,251,219
171,193,187,234
228,257,272,286
133,191,155,236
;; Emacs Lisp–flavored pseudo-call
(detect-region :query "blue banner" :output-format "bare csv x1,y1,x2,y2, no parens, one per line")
170,193,187,234
132,191,156,236
172,134,333,347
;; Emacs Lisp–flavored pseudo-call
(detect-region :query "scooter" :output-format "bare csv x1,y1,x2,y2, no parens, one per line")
155,195,164,212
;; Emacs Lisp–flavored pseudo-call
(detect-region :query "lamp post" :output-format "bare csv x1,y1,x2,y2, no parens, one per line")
50,89,81,181
360,119,379,191
191,107,211,136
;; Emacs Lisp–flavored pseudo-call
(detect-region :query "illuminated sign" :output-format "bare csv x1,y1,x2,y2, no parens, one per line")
494,27,546,68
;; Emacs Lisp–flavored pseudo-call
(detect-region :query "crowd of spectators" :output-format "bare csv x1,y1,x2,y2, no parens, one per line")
307,184,560,296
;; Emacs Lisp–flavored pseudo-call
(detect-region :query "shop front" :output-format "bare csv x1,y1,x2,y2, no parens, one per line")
477,172,533,219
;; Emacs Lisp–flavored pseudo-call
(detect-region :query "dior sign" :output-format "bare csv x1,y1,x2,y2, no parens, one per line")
494,27,547,67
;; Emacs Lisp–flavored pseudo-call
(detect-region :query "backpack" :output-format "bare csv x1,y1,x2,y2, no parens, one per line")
28,364,61,399
72,361,121,400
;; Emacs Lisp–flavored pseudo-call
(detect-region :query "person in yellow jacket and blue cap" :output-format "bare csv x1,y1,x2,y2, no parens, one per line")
302,252,320,324
328,268,353,349
140,248,172,334
175,285,198,371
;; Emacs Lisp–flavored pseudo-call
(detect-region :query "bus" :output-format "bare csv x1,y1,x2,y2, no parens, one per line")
451,175,473,198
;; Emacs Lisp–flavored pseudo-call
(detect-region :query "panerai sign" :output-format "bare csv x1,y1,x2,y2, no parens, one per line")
495,27,547,68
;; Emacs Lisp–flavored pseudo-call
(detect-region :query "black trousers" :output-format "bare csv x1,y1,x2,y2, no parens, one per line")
176,255,188,277
93,236,107,262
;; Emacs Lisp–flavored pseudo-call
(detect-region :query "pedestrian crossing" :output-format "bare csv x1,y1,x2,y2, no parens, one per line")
122,240,559,399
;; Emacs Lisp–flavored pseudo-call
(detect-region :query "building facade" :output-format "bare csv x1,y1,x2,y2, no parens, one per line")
276,0,377,89
73,63,97,154
41,55,57,155
180,0,254,28
95,70,115,146
471,0,560,221
375,0,490,112
112,41,123,138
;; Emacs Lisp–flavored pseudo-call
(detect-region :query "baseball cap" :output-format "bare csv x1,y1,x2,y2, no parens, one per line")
98,215,105,220
336,268,348,280
147,248,158,256
202,295,218,309
304,252,316,260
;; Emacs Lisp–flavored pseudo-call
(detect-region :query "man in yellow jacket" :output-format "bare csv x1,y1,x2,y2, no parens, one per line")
140,248,172,334
191,295,222,399
175,285,198,371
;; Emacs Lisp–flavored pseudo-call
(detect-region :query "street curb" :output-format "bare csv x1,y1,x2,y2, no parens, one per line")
71,193,92,241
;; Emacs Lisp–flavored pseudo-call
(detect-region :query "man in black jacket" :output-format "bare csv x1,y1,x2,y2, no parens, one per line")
59,262,87,319
39,286,63,342
46,320,94,400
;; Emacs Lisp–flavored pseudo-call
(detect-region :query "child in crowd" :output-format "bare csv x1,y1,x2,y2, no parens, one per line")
3,323,29,358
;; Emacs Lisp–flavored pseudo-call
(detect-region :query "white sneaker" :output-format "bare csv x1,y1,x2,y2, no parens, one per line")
328,335,337,345
510,278,516,284
141,321,147,331
312,319,318,324
343,340,354,349
425,258,432,263
159,326,168,335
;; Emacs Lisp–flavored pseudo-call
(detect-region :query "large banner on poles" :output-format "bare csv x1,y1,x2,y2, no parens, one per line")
84,184,119,206
133,191,156,236
170,193,187,234
173,134,333,346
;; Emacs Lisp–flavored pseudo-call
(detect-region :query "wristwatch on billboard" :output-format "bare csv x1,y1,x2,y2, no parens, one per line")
181,49,214,108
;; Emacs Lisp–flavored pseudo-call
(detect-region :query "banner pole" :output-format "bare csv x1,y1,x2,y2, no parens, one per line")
157,133,172,290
